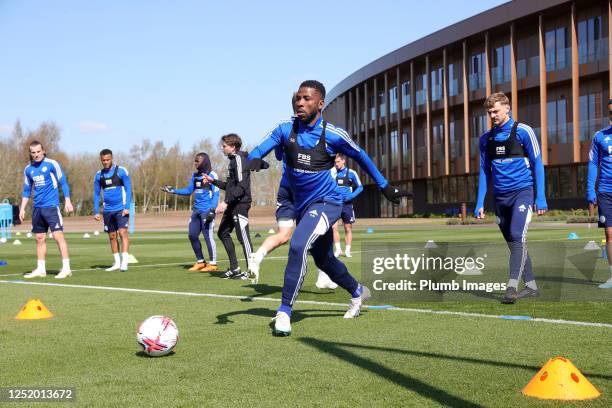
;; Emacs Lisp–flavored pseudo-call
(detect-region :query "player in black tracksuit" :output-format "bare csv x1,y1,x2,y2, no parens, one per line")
204,133,253,280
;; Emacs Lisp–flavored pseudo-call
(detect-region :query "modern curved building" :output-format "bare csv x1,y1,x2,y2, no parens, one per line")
324,0,610,217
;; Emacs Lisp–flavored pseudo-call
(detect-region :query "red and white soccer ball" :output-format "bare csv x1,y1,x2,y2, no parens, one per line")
136,315,179,357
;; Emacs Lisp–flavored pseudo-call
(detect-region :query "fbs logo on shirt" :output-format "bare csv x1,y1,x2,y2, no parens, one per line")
496,146,506,155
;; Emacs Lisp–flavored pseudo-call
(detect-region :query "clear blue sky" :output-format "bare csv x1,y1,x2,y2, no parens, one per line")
0,0,507,154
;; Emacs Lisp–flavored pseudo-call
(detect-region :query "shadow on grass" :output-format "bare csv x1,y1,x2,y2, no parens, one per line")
299,337,484,407
134,350,176,358
214,307,344,325
300,338,612,383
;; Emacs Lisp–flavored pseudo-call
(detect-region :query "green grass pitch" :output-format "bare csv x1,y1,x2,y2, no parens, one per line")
0,224,610,407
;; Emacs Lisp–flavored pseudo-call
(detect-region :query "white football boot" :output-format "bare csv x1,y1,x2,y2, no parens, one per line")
315,269,338,289
272,311,291,336
23,269,46,279
344,285,371,319
55,268,72,279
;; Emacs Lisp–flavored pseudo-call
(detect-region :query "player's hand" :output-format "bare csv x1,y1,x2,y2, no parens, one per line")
216,202,228,214
202,174,214,184
206,209,215,222
381,184,413,204
535,206,547,216
64,199,74,214
475,208,485,219
161,185,175,193
94,214,101,221
248,158,269,171
19,208,25,222
122,209,130,217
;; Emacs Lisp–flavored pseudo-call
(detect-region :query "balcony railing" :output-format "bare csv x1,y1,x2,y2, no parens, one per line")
547,122,573,144
517,56,540,79
579,117,609,141
546,47,571,72
579,38,609,64
491,66,511,86
468,72,485,91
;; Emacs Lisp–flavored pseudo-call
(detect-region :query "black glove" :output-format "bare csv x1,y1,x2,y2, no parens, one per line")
205,209,215,222
161,185,175,193
248,158,270,171
382,184,413,204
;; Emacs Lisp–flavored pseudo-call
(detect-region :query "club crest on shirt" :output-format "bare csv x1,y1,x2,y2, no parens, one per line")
42,166,48,172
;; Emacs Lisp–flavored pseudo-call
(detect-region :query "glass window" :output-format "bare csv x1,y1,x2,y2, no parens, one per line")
492,44,511,85
379,91,386,118
579,91,604,141
546,27,569,71
370,95,376,120
390,129,398,169
469,52,485,91
448,63,462,96
402,127,412,165
401,81,411,110
389,86,397,114
578,16,605,63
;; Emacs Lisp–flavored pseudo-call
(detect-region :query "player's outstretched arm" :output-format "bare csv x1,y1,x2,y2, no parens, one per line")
330,128,412,204
474,135,490,218
93,172,101,219
586,133,600,205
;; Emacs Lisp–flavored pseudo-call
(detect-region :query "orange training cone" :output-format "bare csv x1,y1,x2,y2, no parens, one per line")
522,356,601,400
15,299,54,320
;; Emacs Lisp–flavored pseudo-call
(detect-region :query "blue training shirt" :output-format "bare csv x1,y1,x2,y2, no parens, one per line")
93,165,132,214
586,125,612,202
173,171,220,212
248,116,388,213
475,118,547,214
330,166,363,202
22,157,71,208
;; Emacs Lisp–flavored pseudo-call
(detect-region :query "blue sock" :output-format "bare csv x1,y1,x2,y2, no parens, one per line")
278,303,292,317
351,284,362,299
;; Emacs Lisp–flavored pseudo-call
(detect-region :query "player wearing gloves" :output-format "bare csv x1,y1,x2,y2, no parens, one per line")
162,152,220,272
248,80,412,336
586,98,612,289
474,92,547,304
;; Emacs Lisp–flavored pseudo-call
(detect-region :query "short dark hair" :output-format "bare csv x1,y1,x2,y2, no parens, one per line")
99,148,113,156
29,140,43,149
299,80,326,99
221,133,242,150
195,152,207,159
336,153,346,160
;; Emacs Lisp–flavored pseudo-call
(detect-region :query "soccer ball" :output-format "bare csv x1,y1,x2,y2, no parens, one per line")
136,315,179,357
0,237,6,244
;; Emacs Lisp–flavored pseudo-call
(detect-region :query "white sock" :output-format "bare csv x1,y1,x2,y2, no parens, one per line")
345,245,351,253
62,259,70,270
508,279,519,289
254,247,267,263
525,280,538,290
121,252,129,265
37,260,46,271
113,253,120,265
335,242,341,251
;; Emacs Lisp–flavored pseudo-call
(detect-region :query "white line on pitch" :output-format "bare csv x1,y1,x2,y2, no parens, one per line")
1,279,610,329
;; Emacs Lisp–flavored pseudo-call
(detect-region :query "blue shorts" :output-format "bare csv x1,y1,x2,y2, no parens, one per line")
275,185,296,222
32,207,63,233
494,188,533,242
597,192,612,228
103,210,129,233
340,203,355,224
